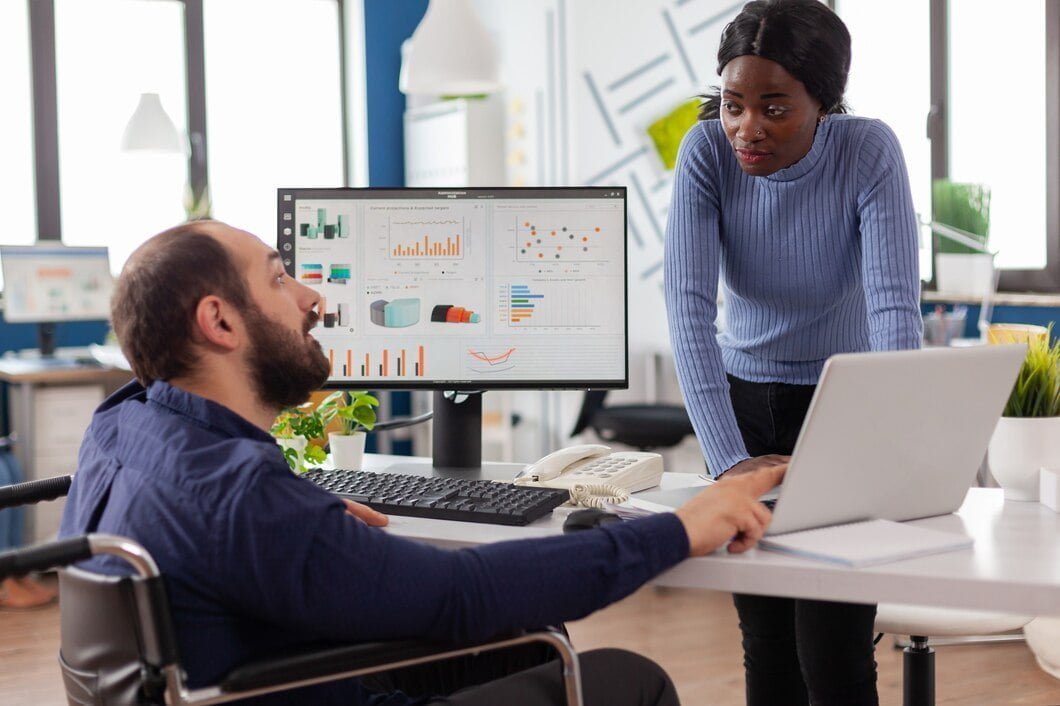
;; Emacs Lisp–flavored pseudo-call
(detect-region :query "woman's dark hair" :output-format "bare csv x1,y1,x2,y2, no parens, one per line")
699,0,851,120
111,222,251,386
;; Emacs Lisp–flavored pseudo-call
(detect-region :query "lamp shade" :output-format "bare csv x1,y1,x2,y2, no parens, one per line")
399,0,499,95
121,92,182,153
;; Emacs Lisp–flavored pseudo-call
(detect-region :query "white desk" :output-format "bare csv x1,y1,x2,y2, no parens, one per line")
361,454,1060,617
0,359,133,542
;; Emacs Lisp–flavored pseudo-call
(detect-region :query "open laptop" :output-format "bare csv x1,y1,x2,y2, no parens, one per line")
642,345,1026,535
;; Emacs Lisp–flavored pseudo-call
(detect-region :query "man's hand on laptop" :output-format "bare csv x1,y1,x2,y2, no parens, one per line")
676,464,786,556
723,454,790,478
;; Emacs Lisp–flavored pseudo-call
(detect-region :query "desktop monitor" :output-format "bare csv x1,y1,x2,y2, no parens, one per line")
277,187,628,469
0,244,113,357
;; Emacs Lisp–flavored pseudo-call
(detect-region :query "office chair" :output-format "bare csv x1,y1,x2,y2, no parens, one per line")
0,476,583,706
875,605,1031,706
570,391,695,451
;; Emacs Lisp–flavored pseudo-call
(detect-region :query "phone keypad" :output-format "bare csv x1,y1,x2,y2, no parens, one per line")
578,457,638,479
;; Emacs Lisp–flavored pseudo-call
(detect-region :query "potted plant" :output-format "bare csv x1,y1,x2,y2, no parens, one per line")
932,180,994,297
987,325,1060,500
318,391,379,470
270,403,328,473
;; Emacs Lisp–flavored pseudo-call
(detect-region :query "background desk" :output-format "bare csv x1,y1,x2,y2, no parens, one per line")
0,360,132,543
361,454,1060,617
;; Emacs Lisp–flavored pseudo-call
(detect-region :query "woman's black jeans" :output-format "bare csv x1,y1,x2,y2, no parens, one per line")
726,374,879,706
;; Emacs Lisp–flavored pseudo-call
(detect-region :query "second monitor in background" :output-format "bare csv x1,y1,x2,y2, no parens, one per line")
277,187,629,470
0,245,113,359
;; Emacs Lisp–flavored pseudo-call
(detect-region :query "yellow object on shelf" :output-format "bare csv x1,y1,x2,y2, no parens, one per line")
986,324,1050,345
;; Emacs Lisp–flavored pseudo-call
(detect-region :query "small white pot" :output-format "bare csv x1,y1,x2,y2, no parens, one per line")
935,253,994,298
988,416,1060,501
276,437,307,473
330,432,367,470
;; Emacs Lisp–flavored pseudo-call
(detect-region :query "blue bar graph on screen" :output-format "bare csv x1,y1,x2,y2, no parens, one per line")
510,284,544,324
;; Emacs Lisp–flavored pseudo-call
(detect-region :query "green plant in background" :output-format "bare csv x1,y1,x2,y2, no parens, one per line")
932,180,990,254
647,98,702,171
270,403,328,471
183,182,212,222
317,390,380,435
1003,324,1060,418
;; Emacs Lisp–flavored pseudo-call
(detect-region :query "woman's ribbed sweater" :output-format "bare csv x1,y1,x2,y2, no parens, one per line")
664,115,922,476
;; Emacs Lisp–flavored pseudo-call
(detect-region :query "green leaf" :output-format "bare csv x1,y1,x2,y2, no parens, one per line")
281,446,298,471
1002,323,1060,418
304,444,327,465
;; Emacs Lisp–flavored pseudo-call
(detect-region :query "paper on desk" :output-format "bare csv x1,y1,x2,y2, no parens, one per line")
606,497,676,518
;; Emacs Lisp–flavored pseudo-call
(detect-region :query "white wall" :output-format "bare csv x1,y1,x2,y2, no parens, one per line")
473,0,738,459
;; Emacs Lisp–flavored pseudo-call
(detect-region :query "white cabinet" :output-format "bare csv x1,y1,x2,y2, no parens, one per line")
25,385,103,542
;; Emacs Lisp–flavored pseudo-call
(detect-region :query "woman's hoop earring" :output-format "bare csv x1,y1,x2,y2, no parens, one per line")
818,114,826,125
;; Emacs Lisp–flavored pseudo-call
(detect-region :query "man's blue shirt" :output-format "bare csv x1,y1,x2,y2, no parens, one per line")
60,381,689,705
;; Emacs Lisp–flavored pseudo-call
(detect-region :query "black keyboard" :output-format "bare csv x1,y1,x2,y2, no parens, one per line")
304,469,571,526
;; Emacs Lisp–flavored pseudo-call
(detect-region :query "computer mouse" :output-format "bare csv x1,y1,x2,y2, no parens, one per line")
562,508,624,533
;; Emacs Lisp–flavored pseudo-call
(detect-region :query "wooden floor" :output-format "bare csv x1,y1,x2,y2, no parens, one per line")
2,578,1058,705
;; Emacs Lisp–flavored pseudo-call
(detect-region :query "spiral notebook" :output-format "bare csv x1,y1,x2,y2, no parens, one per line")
759,519,973,568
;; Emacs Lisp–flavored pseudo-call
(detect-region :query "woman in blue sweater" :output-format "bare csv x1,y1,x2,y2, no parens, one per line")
664,1,922,704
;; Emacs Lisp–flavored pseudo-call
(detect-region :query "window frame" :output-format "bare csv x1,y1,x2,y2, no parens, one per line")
26,0,355,245
929,0,1060,292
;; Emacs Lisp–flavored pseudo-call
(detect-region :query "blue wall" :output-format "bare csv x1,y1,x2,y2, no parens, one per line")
362,0,427,453
922,303,1060,341
0,320,110,436
363,0,428,187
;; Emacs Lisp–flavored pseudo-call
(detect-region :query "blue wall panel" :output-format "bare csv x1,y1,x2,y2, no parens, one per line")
363,0,428,187
921,303,1060,341
0,320,110,435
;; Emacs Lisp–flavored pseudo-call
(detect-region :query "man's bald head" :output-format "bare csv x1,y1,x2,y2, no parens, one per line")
112,221,252,386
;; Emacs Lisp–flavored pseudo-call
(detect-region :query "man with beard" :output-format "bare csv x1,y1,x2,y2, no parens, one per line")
60,221,783,706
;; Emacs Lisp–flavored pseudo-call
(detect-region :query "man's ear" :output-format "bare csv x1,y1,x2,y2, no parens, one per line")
193,295,241,352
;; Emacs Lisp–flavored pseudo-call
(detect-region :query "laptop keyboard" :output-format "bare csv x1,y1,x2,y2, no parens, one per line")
304,469,571,526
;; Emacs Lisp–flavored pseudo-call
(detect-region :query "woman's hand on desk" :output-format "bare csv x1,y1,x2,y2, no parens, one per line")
676,464,785,556
722,454,790,478
343,499,389,527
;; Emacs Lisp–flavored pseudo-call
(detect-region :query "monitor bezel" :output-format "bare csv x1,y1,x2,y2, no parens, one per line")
277,186,629,391
0,244,113,324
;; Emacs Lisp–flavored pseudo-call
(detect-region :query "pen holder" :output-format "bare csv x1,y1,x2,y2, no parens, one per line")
923,308,967,346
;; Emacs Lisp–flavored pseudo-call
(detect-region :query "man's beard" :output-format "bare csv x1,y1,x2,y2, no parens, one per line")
243,304,330,410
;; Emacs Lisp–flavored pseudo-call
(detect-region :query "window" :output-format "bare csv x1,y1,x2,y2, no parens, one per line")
0,0,37,271
204,0,344,241
838,0,932,280
55,0,188,276
948,1,1047,272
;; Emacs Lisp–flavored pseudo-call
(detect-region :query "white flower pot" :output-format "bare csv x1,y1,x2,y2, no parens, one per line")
935,253,995,298
988,416,1060,501
276,437,307,473
330,432,367,470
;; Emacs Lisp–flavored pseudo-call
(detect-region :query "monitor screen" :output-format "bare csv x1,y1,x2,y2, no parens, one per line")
0,245,113,323
277,187,628,390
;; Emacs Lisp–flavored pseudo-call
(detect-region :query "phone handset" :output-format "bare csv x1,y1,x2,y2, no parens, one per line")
514,444,611,484
514,444,664,508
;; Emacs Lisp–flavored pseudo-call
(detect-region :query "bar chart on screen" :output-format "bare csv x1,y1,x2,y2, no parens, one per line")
497,281,621,332
326,344,428,379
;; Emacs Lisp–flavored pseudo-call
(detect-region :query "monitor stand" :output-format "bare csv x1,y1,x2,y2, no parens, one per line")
38,323,57,358
384,390,524,482
431,390,482,469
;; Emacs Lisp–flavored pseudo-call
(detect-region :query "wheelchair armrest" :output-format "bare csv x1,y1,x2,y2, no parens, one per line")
0,535,92,580
219,638,470,692
0,475,72,510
